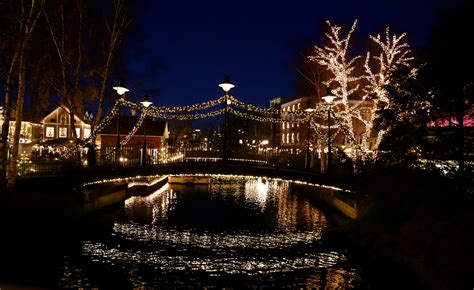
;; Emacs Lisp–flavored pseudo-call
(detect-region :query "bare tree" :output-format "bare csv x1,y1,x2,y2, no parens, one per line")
92,0,129,131
1,0,42,191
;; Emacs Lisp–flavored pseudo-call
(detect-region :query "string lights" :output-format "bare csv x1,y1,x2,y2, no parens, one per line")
363,27,413,150
307,20,413,157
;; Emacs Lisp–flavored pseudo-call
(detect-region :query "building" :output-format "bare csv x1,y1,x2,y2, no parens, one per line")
40,106,91,140
280,96,311,153
96,115,169,164
268,97,288,148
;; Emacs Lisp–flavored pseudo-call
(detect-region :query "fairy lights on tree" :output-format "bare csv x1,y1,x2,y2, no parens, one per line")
309,20,363,153
307,20,414,158
363,27,413,149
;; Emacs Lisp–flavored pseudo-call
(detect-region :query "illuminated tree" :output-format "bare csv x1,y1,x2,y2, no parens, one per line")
363,27,413,149
308,20,364,153
308,20,414,158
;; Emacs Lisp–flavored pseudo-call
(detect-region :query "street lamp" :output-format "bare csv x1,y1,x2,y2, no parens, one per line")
322,87,336,176
218,75,234,163
113,79,129,165
305,108,315,171
140,94,152,166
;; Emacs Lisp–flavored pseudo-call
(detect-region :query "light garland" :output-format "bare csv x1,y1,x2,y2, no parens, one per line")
63,101,120,158
153,108,225,120
150,96,225,113
120,111,146,146
228,107,307,123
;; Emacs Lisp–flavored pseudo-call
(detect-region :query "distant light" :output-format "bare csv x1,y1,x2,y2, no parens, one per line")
261,140,269,145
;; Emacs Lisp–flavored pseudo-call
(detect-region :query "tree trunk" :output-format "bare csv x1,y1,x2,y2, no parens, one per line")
0,72,16,192
7,52,27,190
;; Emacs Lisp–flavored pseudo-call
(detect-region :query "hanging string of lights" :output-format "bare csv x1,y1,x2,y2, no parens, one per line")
62,101,120,158
59,92,367,158
229,107,319,124
82,101,120,144
152,108,225,120
120,112,146,146
151,96,225,113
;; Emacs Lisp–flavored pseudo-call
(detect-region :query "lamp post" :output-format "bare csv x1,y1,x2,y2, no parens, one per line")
112,79,129,165
305,108,315,171
322,88,336,176
140,94,152,166
218,75,234,163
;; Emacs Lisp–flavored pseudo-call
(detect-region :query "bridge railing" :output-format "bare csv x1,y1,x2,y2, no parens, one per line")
18,146,330,176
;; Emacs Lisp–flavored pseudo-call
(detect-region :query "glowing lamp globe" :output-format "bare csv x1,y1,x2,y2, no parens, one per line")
218,75,235,92
113,79,129,96
322,87,336,104
140,94,153,108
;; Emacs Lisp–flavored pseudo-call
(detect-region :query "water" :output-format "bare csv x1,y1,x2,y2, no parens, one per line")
1,176,368,288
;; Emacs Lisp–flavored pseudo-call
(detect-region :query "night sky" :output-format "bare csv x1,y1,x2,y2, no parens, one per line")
123,0,460,109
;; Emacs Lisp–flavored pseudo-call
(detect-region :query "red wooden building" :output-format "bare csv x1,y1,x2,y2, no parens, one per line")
96,115,169,164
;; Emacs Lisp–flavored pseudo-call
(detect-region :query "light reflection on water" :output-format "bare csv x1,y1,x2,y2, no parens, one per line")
60,176,364,288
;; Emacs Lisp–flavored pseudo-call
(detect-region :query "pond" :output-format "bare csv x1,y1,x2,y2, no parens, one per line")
0,175,382,288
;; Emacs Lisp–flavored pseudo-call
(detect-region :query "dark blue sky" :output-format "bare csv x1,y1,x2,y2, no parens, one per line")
124,0,459,108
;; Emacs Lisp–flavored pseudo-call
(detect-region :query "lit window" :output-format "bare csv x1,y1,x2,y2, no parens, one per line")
84,128,91,139
45,127,55,138
292,105,295,111
297,103,301,110
75,128,81,139
291,133,294,143
297,132,300,142
286,133,289,143
59,127,67,138
282,135,285,144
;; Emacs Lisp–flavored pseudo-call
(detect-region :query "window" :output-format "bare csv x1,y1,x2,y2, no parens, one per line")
291,133,294,143
60,114,67,125
292,104,295,111
286,133,289,143
297,132,300,142
286,122,290,129
45,127,55,138
75,128,81,139
84,128,91,139
282,134,285,144
297,103,301,110
59,127,67,138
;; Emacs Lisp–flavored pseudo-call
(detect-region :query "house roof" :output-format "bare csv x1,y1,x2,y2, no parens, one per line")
99,116,167,136
41,105,89,125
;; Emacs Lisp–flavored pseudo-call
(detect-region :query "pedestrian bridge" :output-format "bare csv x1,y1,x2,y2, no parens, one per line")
17,162,333,190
